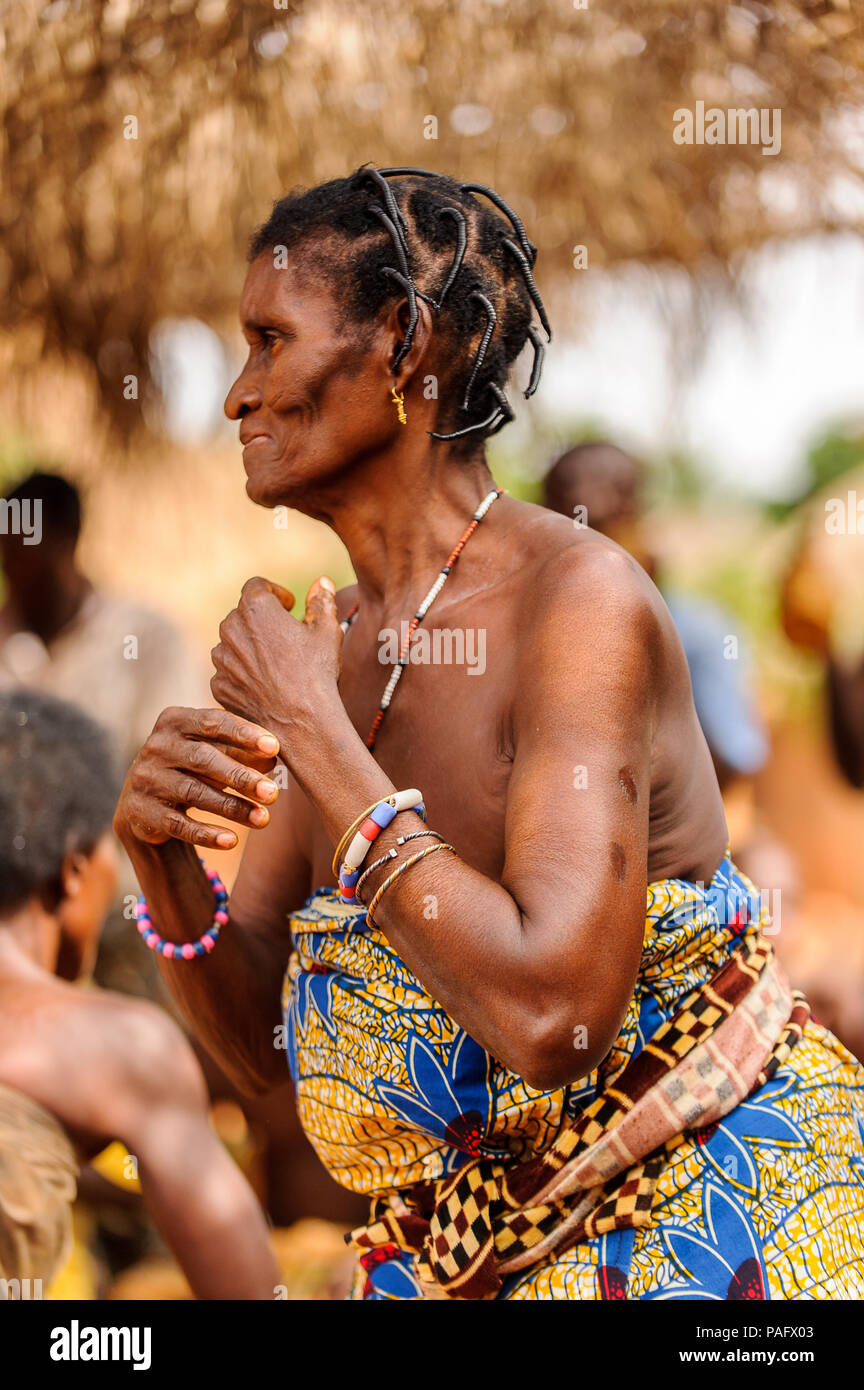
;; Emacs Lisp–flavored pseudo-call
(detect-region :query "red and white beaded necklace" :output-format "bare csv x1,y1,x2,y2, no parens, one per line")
341,486,503,751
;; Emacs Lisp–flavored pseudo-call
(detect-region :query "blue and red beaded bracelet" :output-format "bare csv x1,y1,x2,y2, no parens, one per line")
135,861,229,960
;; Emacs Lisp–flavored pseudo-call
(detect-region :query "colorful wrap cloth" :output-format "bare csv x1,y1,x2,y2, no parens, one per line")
282,854,864,1300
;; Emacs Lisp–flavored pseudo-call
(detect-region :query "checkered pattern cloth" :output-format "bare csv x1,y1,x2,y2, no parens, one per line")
347,937,807,1300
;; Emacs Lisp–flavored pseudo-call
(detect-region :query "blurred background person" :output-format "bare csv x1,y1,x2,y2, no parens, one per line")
776,528,864,1060
0,688,279,1298
782,530,864,791
0,470,208,776
0,470,210,1001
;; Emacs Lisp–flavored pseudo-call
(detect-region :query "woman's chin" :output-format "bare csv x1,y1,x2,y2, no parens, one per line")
243,458,322,511
243,467,289,509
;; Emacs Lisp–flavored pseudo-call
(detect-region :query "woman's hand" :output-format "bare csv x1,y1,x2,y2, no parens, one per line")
114,706,282,851
210,575,344,735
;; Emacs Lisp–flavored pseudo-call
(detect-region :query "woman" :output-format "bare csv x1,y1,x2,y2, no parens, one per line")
0,689,278,1299
115,167,864,1300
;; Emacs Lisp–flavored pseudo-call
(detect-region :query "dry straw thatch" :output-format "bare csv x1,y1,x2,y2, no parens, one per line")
1,0,863,435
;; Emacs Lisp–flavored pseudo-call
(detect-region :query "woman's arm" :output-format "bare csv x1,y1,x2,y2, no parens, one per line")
114,705,310,1094
213,558,657,1090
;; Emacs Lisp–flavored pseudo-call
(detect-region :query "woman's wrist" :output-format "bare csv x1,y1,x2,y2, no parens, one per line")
271,703,394,847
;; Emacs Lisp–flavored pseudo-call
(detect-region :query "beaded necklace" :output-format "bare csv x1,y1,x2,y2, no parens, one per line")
341,486,503,751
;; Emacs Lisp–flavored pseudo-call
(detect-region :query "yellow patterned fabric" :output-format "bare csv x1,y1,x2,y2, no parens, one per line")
282,853,864,1300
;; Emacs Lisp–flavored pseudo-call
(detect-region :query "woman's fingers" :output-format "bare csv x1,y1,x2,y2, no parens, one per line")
240,576,296,613
157,771,274,829
179,740,280,805
128,805,239,851
209,741,279,776
159,810,240,851
118,707,284,852
305,575,338,628
167,705,280,757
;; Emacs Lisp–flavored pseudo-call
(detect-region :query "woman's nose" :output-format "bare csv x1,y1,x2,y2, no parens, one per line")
224,367,262,420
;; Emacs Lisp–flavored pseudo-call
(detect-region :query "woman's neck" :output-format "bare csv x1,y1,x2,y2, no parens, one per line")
301,440,496,612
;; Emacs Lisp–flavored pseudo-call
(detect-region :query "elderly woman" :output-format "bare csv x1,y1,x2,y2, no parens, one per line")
115,167,864,1301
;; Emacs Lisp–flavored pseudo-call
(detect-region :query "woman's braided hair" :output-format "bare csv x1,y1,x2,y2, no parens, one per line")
248,166,550,450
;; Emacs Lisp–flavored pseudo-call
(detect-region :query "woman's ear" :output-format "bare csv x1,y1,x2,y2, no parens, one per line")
384,295,435,389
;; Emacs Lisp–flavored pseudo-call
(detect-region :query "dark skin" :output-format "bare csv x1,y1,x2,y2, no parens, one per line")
0,834,279,1299
0,529,92,644
115,249,728,1100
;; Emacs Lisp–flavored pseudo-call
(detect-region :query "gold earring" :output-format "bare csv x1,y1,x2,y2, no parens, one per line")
390,387,407,425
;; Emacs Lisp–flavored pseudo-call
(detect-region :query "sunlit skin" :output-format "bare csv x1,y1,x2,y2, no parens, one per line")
0,833,279,1298
115,248,728,1096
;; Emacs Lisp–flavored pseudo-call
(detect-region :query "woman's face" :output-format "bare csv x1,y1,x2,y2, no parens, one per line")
224,250,398,508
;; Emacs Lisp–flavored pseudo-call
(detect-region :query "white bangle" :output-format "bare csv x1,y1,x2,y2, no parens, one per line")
342,788,426,872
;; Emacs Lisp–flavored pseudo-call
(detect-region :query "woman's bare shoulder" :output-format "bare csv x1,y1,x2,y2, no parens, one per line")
509,500,666,635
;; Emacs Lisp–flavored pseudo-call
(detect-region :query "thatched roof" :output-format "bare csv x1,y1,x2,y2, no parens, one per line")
2,0,863,435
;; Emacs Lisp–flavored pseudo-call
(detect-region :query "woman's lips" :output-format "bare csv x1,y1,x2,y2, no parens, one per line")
241,433,272,454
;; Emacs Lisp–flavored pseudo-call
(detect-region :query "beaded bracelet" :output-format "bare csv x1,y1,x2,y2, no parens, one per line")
336,789,426,904
135,861,229,959
354,830,444,903
366,841,457,926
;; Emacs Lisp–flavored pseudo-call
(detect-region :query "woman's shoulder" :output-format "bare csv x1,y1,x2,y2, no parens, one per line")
510,499,664,632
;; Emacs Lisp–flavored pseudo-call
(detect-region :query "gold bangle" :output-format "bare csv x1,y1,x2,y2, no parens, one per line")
366,842,456,926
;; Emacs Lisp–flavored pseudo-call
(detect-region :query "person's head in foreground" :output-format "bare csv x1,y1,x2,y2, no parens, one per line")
0,473,89,642
0,688,118,980
112,166,864,1302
